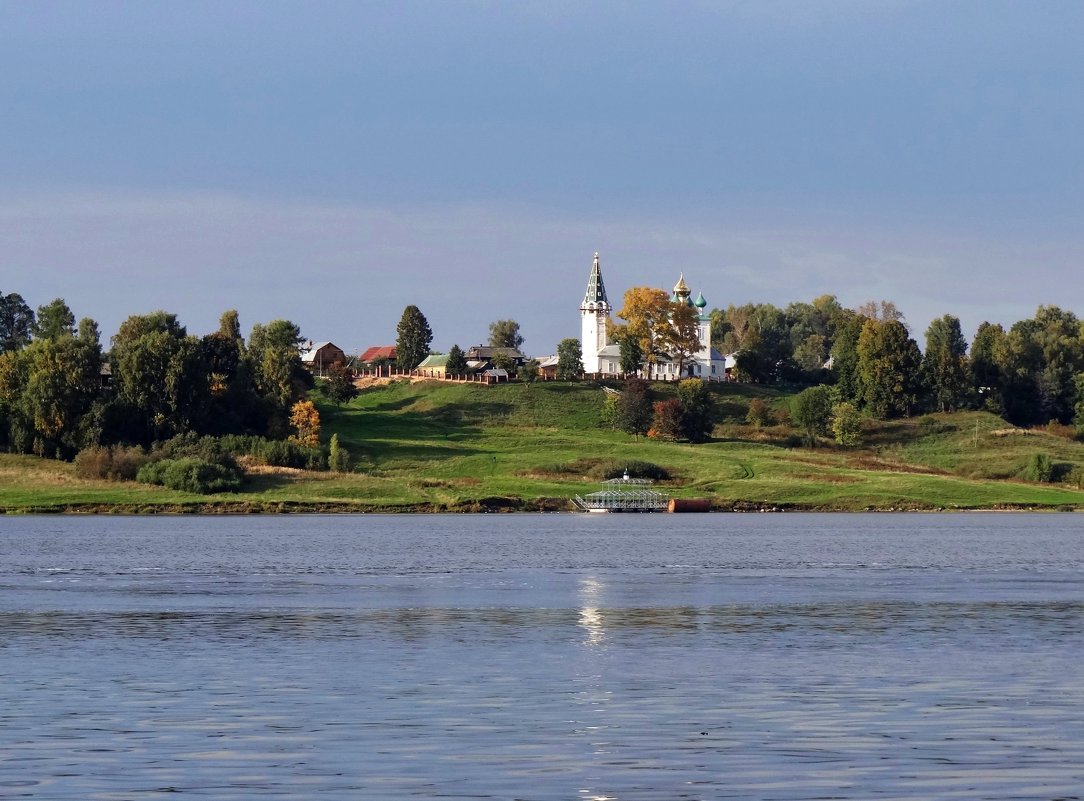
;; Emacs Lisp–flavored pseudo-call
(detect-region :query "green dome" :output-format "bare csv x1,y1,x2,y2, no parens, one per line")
694,291,707,308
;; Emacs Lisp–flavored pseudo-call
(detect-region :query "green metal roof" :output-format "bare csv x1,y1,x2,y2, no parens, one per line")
416,353,450,368
582,252,609,307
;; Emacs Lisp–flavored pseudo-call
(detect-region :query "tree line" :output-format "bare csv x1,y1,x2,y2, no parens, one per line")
0,291,320,460
609,286,1084,429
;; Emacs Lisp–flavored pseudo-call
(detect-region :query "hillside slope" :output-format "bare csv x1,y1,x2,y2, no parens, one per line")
2,379,1083,512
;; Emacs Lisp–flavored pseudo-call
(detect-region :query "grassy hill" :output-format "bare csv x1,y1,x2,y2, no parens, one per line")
2,378,1084,513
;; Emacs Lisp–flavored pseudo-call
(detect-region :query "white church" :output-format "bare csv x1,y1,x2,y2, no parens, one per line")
580,253,729,380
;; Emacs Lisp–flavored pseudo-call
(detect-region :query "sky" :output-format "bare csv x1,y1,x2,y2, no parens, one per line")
2,0,1083,355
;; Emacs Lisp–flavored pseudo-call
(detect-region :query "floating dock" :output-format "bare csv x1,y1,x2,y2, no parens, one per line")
572,472,670,513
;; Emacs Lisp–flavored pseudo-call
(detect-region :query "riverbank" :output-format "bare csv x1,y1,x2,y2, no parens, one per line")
3,380,1084,513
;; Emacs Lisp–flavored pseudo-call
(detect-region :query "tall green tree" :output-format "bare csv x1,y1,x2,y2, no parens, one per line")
77,317,100,346
0,292,34,353
488,319,524,350
446,344,468,373
556,338,583,381
830,311,865,403
1073,373,1084,434
971,322,1006,413
999,319,1044,426
614,377,652,436
922,314,971,412
708,307,733,354
793,333,828,375
985,307,1084,427
1032,305,1084,423
856,319,922,418
721,303,794,383
395,305,433,370
618,335,643,375
217,309,244,343
791,385,833,445
325,361,357,405
676,378,715,442
248,319,307,434
0,348,31,452
32,298,76,341
16,336,102,456
786,295,843,361
328,432,351,472
112,313,209,442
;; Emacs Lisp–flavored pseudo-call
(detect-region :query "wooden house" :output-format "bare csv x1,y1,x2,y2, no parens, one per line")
299,341,346,377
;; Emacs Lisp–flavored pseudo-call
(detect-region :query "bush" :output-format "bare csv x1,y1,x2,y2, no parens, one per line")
328,433,351,473
305,449,328,471
791,385,833,446
153,433,241,463
831,402,862,448
110,446,150,480
1023,452,1054,483
1044,420,1077,440
136,460,170,486
745,397,772,427
74,445,148,481
649,398,683,441
73,445,110,479
587,460,671,481
137,457,242,494
258,438,306,468
253,438,324,469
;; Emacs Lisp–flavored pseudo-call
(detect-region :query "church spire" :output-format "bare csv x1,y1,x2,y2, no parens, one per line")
582,252,609,307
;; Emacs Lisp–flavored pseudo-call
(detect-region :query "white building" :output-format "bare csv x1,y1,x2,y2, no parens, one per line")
579,253,728,380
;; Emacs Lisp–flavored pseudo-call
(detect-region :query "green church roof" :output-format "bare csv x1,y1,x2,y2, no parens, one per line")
582,252,609,306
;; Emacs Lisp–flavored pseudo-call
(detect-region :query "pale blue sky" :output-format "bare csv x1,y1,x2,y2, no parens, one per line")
2,1,1083,354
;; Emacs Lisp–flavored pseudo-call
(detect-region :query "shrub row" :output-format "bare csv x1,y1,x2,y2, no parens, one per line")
136,458,243,494
73,445,149,481
152,433,326,470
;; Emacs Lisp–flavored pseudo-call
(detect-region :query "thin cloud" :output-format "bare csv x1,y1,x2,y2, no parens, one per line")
1,190,1080,354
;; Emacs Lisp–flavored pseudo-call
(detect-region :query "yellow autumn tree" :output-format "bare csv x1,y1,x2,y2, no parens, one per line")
289,400,321,448
615,287,671,367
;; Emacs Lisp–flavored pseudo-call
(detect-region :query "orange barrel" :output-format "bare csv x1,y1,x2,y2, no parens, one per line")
668,498,712,513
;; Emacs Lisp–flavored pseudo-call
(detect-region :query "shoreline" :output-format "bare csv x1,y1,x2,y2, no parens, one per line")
2,499,1078,515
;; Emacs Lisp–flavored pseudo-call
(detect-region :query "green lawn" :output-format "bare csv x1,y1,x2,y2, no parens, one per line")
3,379,1084,512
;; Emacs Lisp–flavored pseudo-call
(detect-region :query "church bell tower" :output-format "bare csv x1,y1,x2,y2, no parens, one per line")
580,252,611,374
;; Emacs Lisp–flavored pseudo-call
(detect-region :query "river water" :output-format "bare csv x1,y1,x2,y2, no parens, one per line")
2,513,1083,800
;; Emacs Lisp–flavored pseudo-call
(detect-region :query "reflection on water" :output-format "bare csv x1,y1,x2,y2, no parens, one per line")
2,513,1084,800
3,600,1083,646
579,577,606,647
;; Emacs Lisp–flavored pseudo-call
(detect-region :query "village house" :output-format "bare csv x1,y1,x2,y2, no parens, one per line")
415,350,516,380
299,341,346,377
358,345,397,366
465,345,527,368
415,353,452,377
